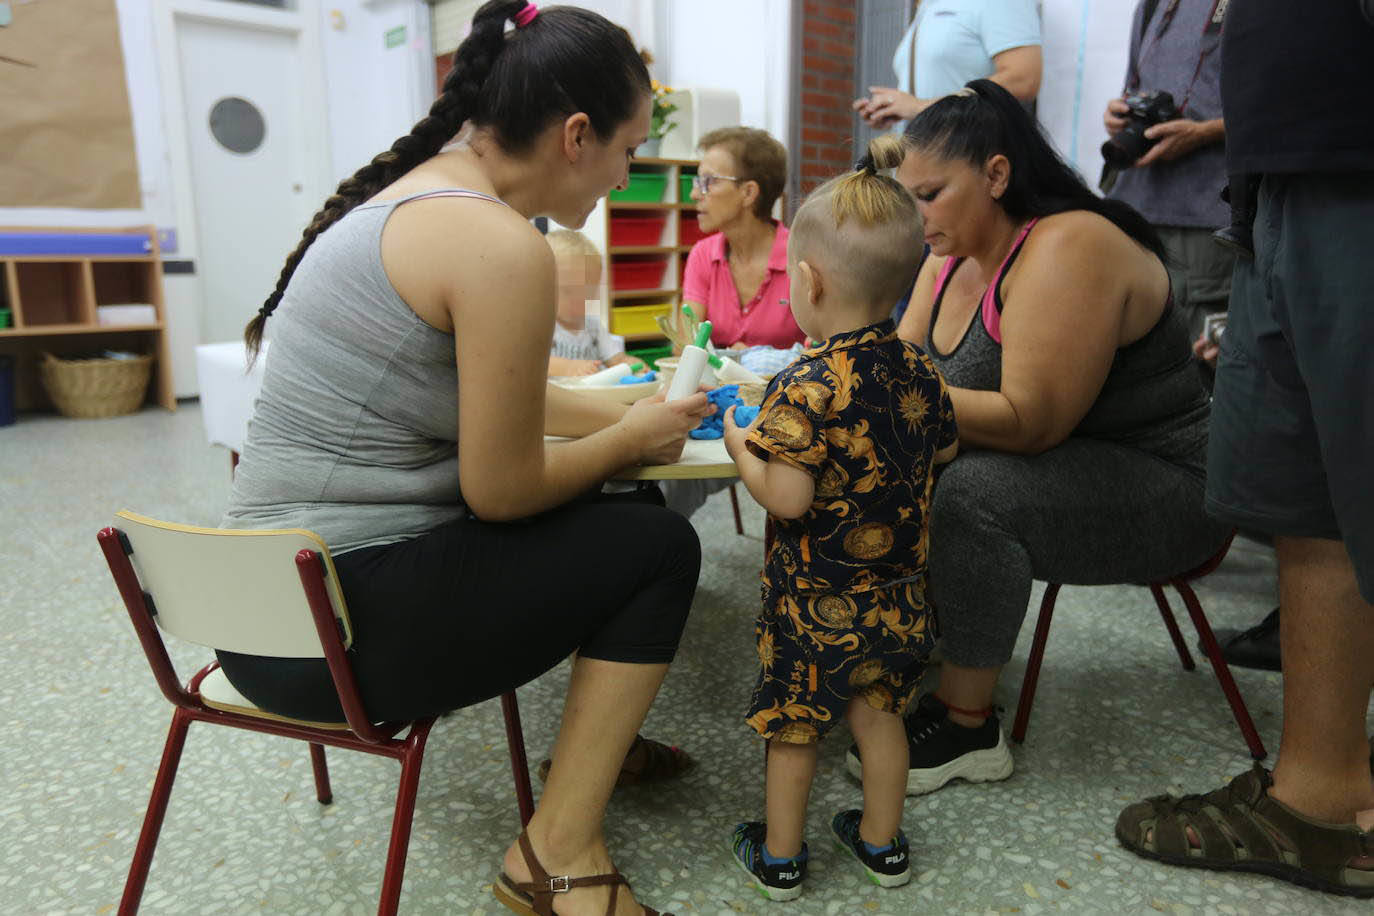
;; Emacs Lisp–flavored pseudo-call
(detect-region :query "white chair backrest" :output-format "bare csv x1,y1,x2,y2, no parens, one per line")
114,510,353,657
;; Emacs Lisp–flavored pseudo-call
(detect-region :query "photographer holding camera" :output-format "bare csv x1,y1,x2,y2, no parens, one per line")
1103,0,1230,385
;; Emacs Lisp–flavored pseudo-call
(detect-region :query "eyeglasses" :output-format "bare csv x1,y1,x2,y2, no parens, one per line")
692,172,742,194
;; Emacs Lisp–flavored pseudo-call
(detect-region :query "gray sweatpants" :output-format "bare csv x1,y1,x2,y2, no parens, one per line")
928,441,1233,669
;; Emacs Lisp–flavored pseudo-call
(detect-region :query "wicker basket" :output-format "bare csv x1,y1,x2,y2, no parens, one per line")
41,353,153,418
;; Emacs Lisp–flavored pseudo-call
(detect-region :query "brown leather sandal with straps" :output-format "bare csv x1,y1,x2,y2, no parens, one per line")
492,830,670,916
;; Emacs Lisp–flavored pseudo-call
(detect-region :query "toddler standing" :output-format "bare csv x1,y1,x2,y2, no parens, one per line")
722,136,959,900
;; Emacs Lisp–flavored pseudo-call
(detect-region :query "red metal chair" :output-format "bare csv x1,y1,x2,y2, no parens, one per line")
99,511,535,916
1010,532,1267,760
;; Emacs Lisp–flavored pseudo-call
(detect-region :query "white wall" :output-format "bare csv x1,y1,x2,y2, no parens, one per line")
1038,0,1134,186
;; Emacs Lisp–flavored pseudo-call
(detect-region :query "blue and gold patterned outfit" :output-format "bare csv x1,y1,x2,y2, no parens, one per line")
743,319,958,744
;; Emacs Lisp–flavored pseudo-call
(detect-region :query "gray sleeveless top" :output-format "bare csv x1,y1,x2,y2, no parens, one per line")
221,189,507,553
927,223,1211,474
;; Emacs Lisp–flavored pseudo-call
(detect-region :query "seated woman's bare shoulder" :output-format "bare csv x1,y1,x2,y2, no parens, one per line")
380,194,550,333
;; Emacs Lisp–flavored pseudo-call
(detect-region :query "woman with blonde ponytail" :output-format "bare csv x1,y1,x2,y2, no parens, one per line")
222,3,710,912
721,138,957,900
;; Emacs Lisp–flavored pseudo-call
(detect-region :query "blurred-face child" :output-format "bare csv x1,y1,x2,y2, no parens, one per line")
554,252,602,331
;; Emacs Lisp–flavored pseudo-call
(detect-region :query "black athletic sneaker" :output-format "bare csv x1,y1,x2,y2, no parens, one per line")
845,693,1013,795
830,809,911,887
1202,606,1281,672
729,821,808,901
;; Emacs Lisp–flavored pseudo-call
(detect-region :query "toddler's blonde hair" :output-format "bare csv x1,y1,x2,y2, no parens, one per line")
789,135,923,307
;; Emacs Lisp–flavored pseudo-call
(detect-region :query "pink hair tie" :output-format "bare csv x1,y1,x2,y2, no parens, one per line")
513,3,539,27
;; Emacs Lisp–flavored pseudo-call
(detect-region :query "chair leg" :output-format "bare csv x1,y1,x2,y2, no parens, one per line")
729,485,744,536
1175,581,1268,761
1011,583,1061,744
377,720,434,916
119,708,192,916
500,691,535,827
308,742,332,805
1149,583,1196,671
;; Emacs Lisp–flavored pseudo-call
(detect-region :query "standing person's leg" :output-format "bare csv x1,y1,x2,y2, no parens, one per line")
1269,536,1374,826
764,741,819,858
1159,225,1235,391
847,443,1230,795
847,699,908,843
1118,173,1374,896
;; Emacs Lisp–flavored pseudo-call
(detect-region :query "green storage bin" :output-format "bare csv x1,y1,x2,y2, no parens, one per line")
610,172,668,203
626,344,673,370
679,175,695,202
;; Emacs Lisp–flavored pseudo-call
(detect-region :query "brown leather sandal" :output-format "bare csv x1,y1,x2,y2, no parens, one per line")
1117,764,1374,898
492,830,669,916
537,734,694,787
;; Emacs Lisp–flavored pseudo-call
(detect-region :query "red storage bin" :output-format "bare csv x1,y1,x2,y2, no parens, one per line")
679,213,709,247
611,256,667,291
609,213,667,247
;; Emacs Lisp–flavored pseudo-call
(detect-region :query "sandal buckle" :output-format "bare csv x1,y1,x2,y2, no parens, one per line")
548,875,572,893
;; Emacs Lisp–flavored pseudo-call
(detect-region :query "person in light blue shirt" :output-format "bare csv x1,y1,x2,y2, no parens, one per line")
854,0,1042,130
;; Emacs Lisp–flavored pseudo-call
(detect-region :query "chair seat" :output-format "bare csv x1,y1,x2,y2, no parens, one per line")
197,665,352,731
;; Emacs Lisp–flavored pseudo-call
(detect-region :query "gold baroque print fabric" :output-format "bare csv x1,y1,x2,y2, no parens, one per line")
743,319,958,742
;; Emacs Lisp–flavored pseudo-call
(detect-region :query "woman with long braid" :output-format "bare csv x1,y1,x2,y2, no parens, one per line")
220,4,707,913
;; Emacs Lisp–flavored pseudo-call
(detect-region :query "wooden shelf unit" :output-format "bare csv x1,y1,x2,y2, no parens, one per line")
0,226,174,412
602,158,700,349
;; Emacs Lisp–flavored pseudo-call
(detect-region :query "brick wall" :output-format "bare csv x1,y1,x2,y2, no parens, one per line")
797,0,859,195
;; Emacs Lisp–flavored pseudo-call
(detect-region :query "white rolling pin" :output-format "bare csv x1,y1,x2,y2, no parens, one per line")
577,363,634,386
664,345,710,402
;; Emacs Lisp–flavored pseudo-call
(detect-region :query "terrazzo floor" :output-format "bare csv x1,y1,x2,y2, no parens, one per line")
2,403,1371,915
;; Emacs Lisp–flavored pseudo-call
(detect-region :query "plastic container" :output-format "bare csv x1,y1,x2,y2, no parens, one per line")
609,172,668,203
679,213,709,247
0,354,14,426
680,175,695,202
608,213,667,247
609,302,672,336
0,307,10,329
625,344,673,370
610,256,667,291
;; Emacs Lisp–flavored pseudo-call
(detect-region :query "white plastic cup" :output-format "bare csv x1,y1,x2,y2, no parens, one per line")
664,344,709,402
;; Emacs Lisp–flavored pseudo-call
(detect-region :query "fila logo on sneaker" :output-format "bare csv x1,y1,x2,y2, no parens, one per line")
779,869,799,880
884,854,905,865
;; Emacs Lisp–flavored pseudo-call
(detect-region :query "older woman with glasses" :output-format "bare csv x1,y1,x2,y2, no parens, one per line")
681,126,804,350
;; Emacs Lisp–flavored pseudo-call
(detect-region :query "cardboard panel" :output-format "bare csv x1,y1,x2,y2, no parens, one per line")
0,0,140,208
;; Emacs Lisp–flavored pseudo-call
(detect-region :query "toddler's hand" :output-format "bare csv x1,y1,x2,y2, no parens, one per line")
570,359,604,376
722,404,757,460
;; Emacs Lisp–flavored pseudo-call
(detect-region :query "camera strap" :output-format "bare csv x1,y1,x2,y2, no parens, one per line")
1129,0,1227,113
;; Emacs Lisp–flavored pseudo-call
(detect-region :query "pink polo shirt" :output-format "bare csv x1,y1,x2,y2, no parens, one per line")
681,223,804,349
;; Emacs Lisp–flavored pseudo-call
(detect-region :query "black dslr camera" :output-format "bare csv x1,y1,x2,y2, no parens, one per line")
1102,90,1181,168
1098,90,1181,192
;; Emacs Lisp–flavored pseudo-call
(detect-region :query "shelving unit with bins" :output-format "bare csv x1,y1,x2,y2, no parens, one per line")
603,157,703,362
0,225,174,412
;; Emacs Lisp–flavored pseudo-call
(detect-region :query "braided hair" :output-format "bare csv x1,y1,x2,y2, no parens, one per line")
245,0,650,361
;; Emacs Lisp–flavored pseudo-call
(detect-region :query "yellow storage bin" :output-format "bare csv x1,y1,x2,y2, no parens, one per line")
610,302,672,336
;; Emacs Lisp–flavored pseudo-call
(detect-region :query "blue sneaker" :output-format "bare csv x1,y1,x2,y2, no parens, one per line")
730,821,808,901
830,809,911,887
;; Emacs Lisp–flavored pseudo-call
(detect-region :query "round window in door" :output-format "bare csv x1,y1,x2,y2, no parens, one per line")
208,97,266,154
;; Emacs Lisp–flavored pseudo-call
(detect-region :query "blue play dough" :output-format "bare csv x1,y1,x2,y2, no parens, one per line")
618,370,657,384
689,385,753,439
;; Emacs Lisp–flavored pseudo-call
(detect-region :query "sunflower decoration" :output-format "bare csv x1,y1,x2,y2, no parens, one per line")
898,384,930,433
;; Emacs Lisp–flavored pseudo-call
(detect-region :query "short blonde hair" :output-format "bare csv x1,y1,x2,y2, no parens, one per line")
699,127,788,221
789,135,923,306
545,229,601,261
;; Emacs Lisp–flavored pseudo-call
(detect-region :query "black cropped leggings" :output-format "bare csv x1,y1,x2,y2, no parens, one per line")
217,488,701,722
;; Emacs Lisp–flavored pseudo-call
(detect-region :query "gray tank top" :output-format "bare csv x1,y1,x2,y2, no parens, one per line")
221,189,507,553
927,222,1211,474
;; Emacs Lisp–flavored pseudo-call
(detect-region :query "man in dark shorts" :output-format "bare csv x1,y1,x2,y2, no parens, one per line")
1115,0,1374,898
